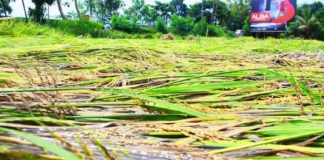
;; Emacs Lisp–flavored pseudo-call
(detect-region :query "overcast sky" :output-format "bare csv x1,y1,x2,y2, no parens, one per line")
9,0,324,18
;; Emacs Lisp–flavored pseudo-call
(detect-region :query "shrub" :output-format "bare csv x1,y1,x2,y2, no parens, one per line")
111,15,138,33
224,28,235,37
192,19,234,37
155,17,168,34
242,16,251,36
202,25,234,37
288,22,300,37
207,25,226,37
0,19,63,37
193,19,208,36
170,16,194,36
46,19,104,37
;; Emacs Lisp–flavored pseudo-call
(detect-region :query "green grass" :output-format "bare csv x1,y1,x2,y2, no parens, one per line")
0,19,66,37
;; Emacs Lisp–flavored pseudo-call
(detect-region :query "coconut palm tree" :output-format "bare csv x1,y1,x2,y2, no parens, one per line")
295,8,320,39
74,0,81,19
0,0,13,17
21,0,28,19
56,0,66,19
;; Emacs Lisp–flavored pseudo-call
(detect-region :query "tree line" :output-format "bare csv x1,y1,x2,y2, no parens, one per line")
0,0,323,40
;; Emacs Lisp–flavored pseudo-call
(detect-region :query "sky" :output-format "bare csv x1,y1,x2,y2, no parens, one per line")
9,0,324,18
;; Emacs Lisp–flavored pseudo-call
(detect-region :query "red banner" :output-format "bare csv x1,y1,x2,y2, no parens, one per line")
250,12,271,22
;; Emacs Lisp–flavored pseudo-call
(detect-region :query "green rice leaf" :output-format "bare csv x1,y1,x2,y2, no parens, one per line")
0,127,82,160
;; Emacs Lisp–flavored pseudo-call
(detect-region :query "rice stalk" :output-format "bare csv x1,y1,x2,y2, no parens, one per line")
210,130,324,154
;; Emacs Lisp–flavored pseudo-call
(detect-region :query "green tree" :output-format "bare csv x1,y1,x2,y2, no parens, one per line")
74,0,81,19
0,0,14,17
298,2,323,15
76,0,91,18
154,1,175,25
170,0,187,17
227,0,249,31
242,16,250,36
29,0,55,22
124,0,145,22
193,18,208,35
188,0,229,26
21,0,28,19
95,0,124,22
88,0,93,15
315,7,324,25
111,15,138,33
142,5,158,26
56,0,66,19
170,15,194,36
83,0,95,15
155,17,168,33
295,8,321,39
289,2,323,40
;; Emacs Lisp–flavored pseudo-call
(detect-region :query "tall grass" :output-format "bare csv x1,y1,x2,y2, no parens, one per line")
0,19,107,38
46,20,107,38
0,19,235,39
0,19,64,37
0,19,164,39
